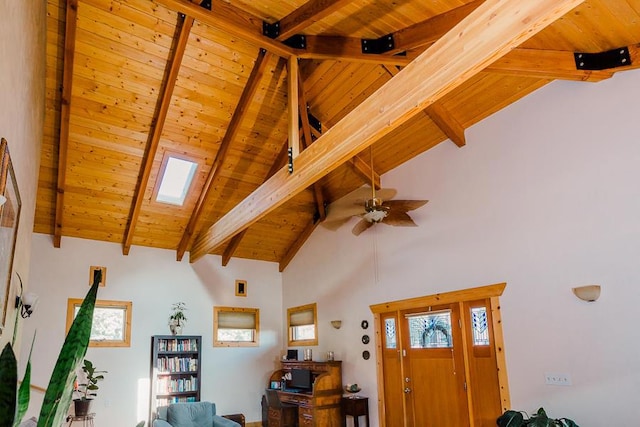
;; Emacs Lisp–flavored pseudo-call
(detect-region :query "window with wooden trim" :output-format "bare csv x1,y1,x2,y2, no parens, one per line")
287,303,317,346
213,306,259,347
66,299,132,347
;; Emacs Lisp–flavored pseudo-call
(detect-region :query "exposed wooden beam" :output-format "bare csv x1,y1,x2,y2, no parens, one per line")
54,0,79,248
296,1,484,65
390,0,486,54
123,15,194,256
279,220,320,272
276,0,352,41
190,0,586,262
487,48,616,82
349,155,381,189
155,0,294,58
383,64,466,148
176,49,271,261
288,57,300,160
299,36,415,66
426,103,466,148
222,229,248,266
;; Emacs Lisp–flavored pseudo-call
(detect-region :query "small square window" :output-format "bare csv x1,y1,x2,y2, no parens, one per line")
287,303,317,347
214,307,259,347
156,156,197,206
66,299,132,347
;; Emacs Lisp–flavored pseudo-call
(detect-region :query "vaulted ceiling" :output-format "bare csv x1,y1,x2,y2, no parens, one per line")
37,0,640,270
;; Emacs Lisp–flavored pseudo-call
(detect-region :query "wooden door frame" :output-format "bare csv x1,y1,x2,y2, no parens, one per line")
370,282,510,427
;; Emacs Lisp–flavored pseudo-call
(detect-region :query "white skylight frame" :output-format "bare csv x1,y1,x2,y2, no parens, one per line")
155,156,198,206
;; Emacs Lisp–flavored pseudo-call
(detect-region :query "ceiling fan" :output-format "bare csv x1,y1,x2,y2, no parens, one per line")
323,149,428,236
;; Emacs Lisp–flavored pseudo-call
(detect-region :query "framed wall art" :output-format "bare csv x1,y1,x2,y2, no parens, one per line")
0,138,21,336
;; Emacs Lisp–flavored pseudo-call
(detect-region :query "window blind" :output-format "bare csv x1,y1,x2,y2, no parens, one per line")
218,310,256,329
289,309,314,326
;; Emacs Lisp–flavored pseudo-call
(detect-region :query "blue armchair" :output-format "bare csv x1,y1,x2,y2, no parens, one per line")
153,402,240,427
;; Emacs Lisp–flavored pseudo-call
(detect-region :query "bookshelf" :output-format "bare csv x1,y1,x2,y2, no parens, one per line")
150,335,202,419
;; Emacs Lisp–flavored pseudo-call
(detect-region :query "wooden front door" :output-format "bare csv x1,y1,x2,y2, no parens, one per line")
401,304,469,427
374,284,510,427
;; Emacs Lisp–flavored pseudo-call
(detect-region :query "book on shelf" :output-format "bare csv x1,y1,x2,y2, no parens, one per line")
157,338,199,352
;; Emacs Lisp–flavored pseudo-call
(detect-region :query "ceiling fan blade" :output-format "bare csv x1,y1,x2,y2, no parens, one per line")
321,217,353,231
383,210,418,227
352,219,374,236
383,199,428,211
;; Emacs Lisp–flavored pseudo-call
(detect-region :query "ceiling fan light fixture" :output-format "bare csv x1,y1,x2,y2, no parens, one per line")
364,209,388,223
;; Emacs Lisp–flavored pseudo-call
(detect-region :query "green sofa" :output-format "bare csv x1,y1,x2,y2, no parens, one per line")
153,402,240,427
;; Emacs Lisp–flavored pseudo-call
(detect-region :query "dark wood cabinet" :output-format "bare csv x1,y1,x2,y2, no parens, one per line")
268,360,342,427
149,335,202,420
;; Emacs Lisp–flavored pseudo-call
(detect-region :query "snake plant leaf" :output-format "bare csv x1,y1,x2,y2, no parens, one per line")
0,343,18,427
37,271,100,427
13,334,36,427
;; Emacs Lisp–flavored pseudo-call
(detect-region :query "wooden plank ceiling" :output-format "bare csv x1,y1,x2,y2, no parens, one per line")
37,0,640,271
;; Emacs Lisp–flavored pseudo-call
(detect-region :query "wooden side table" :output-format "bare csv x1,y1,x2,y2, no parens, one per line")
341,396,369,427
66,413,95,427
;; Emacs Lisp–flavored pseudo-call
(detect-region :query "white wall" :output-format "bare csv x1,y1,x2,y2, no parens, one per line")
0,0,45,347
283,68,640,426
23,234,284,426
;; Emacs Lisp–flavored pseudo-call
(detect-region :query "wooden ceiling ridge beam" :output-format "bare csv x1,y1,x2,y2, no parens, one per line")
295,0,485,65
155,0,294,58
123,14,195,256
383,65,466,148
176,48,271,261
276,0,353,41
189,0,586,263
54,0,79,248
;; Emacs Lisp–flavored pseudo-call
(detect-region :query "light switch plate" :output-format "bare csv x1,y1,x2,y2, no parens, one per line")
544,372,572,386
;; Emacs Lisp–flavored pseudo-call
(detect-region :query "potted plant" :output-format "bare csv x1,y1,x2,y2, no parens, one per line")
168,302,187,335
73,359,107,416
497,407,579,427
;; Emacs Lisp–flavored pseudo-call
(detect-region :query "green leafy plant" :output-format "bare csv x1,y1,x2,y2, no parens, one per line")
497,407,579,427
168,302,187,326
74,360,106,401
0,270,101,427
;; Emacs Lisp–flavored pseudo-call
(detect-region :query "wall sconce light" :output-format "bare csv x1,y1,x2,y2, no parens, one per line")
15,292,39,318
330,320,342,329
572,285,601,302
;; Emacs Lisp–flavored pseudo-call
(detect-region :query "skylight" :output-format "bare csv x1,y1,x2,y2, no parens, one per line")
156,157,197,206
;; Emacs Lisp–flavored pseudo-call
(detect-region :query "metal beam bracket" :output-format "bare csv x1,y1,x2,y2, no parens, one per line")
574,46,631,71
287,147,293,174
361,34,395,54
284,35,306,49
263,21,280,39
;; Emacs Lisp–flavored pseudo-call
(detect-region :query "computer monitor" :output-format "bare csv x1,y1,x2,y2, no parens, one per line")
290,368,312,390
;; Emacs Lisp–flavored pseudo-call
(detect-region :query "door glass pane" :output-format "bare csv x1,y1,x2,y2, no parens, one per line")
407,310,452,349
471,307,490,346
384,318,396,349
